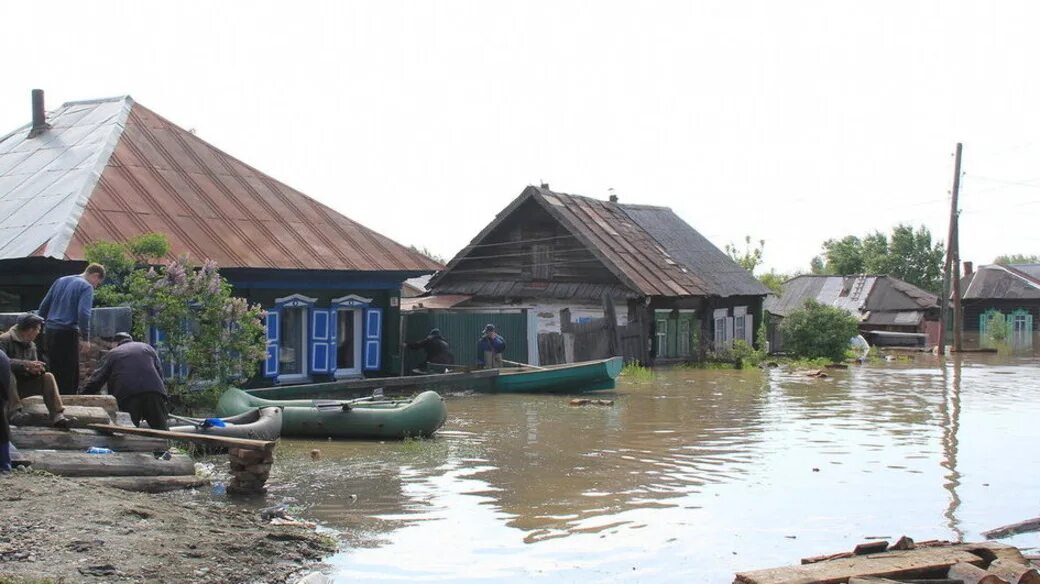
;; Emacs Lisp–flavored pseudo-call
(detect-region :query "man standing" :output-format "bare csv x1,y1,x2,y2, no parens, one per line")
80,332,169,430
0,313,70,427
476,324,506,369
38,263,105,393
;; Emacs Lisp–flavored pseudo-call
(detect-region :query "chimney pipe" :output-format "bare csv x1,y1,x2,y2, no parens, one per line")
608,187,618,203
28,89,50,138
540,182,549,190
963,261,973,276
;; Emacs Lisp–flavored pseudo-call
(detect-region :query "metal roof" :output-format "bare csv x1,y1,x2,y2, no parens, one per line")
0,96,439,273
764,275,937,318
962,264,1040,300
429,186,768,299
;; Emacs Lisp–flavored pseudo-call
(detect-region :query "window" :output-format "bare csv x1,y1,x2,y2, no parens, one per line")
279,307,307,376
677,318,691,356
713,308,730,349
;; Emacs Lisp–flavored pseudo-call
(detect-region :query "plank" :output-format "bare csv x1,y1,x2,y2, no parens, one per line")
947,562,1008,584
22,394,118,417
247,369,500,398
89,423,275,452
10,427,168,452
75,475,211,493
18,404,113,428
22,450,195,477
987,559,1040,584
735,547,985,584
983,517,1040,540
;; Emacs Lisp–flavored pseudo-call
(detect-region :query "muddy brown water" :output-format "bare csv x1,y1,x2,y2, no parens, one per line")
252,354,1040,582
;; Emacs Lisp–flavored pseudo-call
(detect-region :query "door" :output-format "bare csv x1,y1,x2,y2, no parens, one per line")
335,308,363,377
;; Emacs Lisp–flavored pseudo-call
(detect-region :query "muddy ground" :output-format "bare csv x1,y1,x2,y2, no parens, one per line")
0,472,336,584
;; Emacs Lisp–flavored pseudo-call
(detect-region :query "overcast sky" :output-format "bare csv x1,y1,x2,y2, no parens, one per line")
2,1,1038,274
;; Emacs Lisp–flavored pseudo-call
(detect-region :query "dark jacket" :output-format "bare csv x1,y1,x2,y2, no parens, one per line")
81,341,167,403
0,350,10,405
39,274,94,339
0,330,41,379
406,334,454,365
476,334,506,365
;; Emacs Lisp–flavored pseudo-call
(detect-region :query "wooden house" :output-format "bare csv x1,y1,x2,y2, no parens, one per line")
0,91,439,384
764,275,941,350
960,262,1039,348
425,185,770,364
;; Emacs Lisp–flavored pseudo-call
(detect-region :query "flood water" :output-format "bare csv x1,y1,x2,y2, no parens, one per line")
261,354,1040,583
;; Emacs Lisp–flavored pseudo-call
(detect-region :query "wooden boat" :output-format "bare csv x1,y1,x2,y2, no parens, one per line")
169,407,283,442
491,357,623,393
245,357,624,400
215,389,447,440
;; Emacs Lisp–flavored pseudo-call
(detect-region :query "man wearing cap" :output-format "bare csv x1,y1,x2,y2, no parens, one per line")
0,313,70,428
476,324,506,369
80,332,170,430
38,263,106,393
404,328,455,372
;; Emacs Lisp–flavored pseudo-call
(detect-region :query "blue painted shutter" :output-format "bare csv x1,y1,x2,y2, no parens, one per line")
310,309,331,373
264,310,280,378
364,308,382,370
327,309,338,371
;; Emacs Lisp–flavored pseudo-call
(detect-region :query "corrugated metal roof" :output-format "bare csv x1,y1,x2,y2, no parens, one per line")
765,274,937,319
429,186,768,299
962,264,1040,300
0,96,439,273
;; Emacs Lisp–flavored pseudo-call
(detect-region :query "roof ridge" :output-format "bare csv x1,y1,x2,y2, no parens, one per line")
61,95,134,107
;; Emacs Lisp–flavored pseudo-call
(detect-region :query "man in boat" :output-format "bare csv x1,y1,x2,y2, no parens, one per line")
0,349,12,472
38,263,105,393
0,313,71,428
476,324,506,369
79,332,170,430
404,328,455,372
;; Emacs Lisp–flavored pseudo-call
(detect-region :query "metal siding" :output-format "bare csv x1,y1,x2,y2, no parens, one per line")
431,311,528,367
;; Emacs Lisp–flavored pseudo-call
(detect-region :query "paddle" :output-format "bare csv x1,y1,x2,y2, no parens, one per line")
502,359,547,371
313,388,395,411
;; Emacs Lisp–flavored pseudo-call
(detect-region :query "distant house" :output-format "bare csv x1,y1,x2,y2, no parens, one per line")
764,275,941,350
0,91,439,383
960,262,1039,348
426,185,769,364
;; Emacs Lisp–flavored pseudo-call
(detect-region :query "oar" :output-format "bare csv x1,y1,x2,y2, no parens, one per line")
313,389,396,411
169,413,204,427
502,359,546,371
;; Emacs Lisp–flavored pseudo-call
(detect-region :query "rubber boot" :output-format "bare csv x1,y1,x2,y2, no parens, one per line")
0,442,11,473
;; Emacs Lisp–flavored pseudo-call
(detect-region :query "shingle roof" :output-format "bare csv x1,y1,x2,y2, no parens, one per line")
0,96,439,273
962,264,1040,300
764,274,937,318
430,186,768,299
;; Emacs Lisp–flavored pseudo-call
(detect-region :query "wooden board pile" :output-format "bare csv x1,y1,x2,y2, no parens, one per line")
734,538,1040,584
10,395,209,493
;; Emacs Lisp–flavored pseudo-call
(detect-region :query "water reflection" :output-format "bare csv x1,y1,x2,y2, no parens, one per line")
258,355,1040,582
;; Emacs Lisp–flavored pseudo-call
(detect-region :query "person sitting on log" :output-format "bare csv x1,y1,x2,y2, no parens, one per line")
79,332,170,431
403,328,455,372
0,313,71,428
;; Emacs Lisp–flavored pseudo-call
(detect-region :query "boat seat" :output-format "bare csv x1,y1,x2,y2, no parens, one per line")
313,400,351,411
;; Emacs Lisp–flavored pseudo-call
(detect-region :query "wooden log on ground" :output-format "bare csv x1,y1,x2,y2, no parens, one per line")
947,562,1009,584
89,423,275,452
964,542,1031,566
735,547,986,584
987,559,1040,584
23,394,118,418
18,404,113,428
22,449,195,477
10,427,168,452
983,518,1040,540
855,541,891,555
75,475,210,493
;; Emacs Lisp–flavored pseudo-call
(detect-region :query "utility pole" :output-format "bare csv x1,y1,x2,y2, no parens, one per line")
949,143,964,352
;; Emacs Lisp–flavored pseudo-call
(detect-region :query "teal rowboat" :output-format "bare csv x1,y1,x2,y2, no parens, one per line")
491,357,623,393
215,389,447,440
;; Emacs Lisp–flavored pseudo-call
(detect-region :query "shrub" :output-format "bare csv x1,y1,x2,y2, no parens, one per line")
780,300,860,362
984,312,1008,344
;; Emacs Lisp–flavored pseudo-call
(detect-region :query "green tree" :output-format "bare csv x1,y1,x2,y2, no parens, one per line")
994,253,1039,265
725,235,765,273
409,245,446,264
780,300,860,362
85,233,171,307
820,235,864,275
127,257,266,410
758,270,788,294
814,224,944,293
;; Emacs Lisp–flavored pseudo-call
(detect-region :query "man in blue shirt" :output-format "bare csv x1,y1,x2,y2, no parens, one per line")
38,263,105,394
476,324,506,369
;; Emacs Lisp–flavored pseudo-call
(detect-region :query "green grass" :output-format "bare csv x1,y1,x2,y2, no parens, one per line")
620,363,655,381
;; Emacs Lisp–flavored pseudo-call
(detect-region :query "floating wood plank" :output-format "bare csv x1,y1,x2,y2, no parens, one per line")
23,394,118,418
987,559,1040,584
735,547,985,584
22,450,195,477
947,562,1008,584
19,404,112,428
983,517,1040,540
75,475,210,493
10,427,168,452
89,423,275,452
247,369,499,398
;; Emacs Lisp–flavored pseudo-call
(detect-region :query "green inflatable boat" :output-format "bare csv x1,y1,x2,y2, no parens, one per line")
215,388,448,440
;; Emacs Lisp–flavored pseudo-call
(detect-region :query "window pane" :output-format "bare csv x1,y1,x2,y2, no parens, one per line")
279,307,305,375
337,310,356,369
